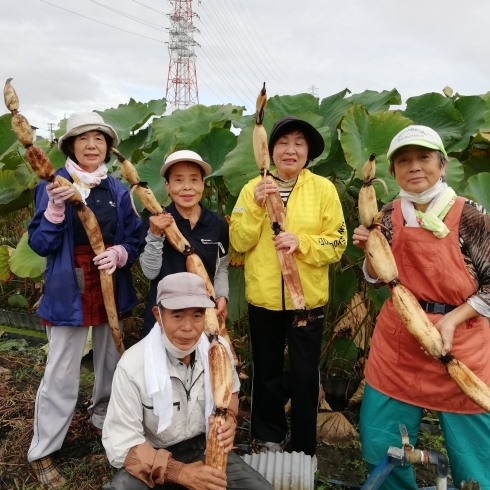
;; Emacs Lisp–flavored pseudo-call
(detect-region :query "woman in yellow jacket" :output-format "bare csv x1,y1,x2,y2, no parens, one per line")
230,116,347,456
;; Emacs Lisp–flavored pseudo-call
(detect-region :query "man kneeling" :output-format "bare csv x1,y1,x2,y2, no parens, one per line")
102,272,273,489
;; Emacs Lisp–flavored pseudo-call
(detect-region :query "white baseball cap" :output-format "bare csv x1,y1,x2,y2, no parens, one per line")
387,125,447,159
58,112,119,153
160,150,212,178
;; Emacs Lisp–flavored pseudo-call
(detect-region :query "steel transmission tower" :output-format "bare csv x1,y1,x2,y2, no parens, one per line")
166,0,200,111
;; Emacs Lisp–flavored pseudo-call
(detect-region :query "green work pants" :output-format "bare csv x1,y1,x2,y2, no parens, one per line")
360,383,490,489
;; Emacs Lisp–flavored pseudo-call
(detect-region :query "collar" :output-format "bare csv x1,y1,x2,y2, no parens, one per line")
168,201,214,229
167,349,197,369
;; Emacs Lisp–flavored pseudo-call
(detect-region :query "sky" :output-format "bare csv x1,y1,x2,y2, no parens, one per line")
1,0,489,139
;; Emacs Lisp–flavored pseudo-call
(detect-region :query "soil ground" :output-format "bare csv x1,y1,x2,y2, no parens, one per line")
0,338,450,490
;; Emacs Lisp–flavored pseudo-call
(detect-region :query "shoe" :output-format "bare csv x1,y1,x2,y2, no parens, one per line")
89,400,109,430
255,440,283,453
30,455,66,488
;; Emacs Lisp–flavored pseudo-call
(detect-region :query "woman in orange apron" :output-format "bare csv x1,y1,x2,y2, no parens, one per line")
353,125,490,489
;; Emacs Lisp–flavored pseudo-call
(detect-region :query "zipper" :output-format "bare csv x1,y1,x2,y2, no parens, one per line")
171,369,204,402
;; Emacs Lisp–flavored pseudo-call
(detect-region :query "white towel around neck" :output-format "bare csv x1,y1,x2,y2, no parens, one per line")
144,322,233,435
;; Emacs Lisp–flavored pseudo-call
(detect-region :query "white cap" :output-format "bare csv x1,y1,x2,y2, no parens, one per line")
387,125,447,159
58,112,119,153
160,150,212,178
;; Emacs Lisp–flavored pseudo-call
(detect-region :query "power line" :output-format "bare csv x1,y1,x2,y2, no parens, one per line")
198,2,267,89
197,45,253,108
195,16,259,104
39,0,164,42
88,0,166,31
209,0,292,95
233,0,303,93
132,0,167,16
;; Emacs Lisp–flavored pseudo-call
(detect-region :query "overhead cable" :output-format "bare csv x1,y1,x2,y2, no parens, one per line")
88,0,166,30
234,0,303,93
206,0,292,95
39,0,164,42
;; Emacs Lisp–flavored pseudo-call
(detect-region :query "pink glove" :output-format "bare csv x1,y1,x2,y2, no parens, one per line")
46,182,74,208
93,246,128,275
44,182,75,224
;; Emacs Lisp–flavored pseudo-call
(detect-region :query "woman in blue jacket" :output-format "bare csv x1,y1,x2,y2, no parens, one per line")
27,112,141,487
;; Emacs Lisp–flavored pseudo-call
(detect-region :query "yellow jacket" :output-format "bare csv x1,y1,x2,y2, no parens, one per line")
230,169,347,311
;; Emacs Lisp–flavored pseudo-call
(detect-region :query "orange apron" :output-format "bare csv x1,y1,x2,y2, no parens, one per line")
365,197,490,413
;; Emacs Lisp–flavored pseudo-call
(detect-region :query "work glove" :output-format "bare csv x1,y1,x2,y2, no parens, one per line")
93,246,128,275
44,182,75,224
45,182,74,209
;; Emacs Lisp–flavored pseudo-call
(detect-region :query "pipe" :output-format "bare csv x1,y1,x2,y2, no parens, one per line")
360,447,449,490
360,454,394,490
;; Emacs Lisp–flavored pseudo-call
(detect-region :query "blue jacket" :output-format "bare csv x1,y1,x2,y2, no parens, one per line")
28,168,141,326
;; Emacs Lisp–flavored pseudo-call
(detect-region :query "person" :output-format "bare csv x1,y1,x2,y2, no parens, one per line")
353,125,490,489
102,272,273,490
139,150,229,338
27,112,141,487
229,116,347,456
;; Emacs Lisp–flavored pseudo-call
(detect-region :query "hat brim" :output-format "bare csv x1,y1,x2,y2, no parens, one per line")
160,157,212,178
58,123,119,151
159,295,215,310
387,140,447,159
268,118,325,160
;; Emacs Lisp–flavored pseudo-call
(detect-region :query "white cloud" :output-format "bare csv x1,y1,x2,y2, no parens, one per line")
1,0,489,138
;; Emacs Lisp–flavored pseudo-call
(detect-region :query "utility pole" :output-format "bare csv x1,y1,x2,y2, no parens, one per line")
308,85,319,98
47,123,55,143
166,0,200,112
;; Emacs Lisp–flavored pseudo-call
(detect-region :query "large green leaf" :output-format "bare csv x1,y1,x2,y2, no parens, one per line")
0,190,32,214
369,154,400,204
368,286,391,312
346,89,402,114
465,172,490,211
152,104,243,147
340,106,412,174
221,123,260,197
307,126,332,170
479,91,490,132
0,149,24,170
116,127,152,164
445,157,465,194
0,114,17,156
0,246,11,282
452,96,489,152
187,128,237,177
461,149,490,182
342,222,365,265
319,89,352,132
403,93,465,152
8,232,46,278
222,111,283,196
133,135,177,209
331,269,357,315
266,93,320,116
227,267,247,325
0,170,27,205
96,98,167,141
45,143,67,170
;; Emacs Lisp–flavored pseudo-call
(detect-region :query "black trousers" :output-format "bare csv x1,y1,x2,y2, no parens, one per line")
103,434,273,490
248,304,324,456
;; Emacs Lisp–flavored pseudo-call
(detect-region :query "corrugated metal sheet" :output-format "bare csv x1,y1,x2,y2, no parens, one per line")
242,451,317,490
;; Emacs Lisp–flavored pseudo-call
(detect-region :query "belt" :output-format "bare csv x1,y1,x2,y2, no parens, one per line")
418,300,457,315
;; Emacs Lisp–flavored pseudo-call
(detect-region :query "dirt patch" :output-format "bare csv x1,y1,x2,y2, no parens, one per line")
0,344,451,490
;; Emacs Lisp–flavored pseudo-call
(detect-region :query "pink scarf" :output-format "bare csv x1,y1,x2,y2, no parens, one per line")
65,158,108,202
